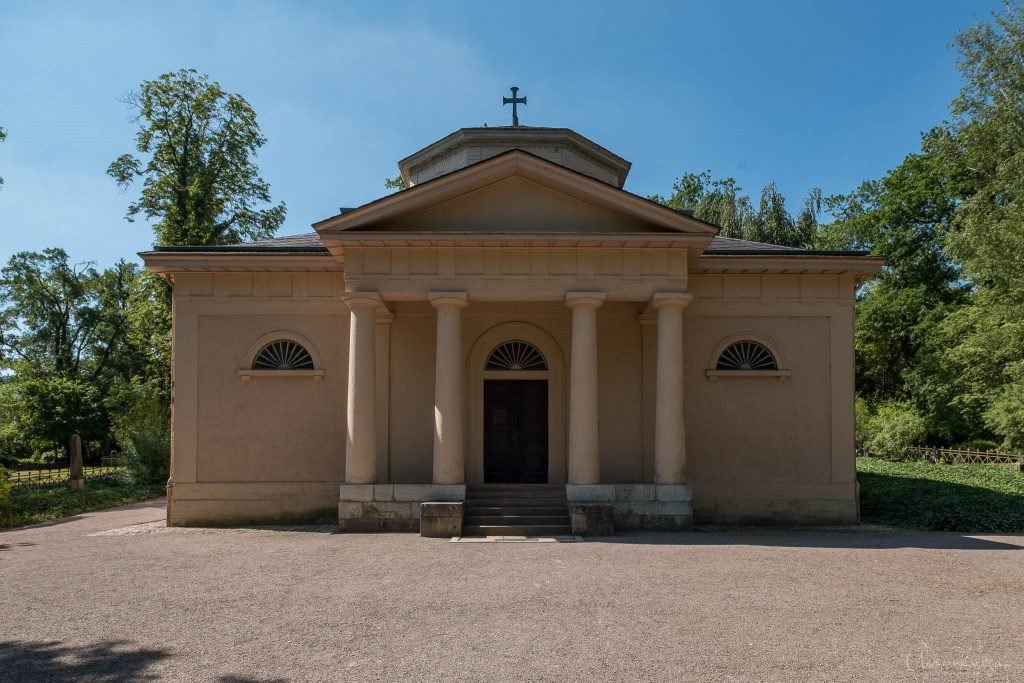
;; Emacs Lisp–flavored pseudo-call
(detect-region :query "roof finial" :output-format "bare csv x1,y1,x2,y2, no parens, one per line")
502,86,527,127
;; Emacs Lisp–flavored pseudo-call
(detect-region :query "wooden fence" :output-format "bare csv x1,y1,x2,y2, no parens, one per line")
7,465,125,488
901,446,1023,468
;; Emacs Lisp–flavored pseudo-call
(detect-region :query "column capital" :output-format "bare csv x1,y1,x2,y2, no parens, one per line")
428,290,469,308
565,291,606,308
341,291,382,309
650,292,693,309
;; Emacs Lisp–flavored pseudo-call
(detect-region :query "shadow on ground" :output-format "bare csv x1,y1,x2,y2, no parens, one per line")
0,639,169,682
583,529,1024,550
858,469,1024,533
0,640,290,683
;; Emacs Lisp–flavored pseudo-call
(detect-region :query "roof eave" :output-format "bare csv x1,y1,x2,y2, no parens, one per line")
140,250,340,275
695,254,886,277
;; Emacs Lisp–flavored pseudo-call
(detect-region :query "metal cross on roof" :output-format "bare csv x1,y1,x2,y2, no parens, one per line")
502,86,527,127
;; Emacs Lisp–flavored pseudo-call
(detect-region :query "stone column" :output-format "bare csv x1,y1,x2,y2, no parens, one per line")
565,292,605,485
429,291,468,485
343,293,381,484
652,292,693,484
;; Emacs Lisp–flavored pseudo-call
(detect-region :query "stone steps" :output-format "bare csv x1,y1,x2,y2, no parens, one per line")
462,524,573,536
463,484,570,537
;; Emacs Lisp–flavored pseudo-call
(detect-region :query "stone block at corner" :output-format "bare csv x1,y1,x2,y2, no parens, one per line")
420,502,464,538
565,484,615,503
338,484,374,502
372,484,395,501
614,484,656,501
337,502,366,520
393,484,466,502
655,484,693,502
570,503,615,536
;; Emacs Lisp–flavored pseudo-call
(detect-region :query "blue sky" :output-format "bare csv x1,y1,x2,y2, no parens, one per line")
0,0,1002,267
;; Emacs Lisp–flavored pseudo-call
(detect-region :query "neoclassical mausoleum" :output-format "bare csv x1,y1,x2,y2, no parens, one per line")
143,124,882,535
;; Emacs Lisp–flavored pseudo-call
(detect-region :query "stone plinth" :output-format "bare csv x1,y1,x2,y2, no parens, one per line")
420,502,464,538
569,503,614,536
338,484,465,532
566,484,693,531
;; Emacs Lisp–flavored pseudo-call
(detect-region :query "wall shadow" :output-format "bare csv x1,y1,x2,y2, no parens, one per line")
583,529,1024,551
0,639,170,682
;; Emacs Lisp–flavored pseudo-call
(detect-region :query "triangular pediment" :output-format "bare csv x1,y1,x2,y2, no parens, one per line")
314,150,718,237
376,175,654,233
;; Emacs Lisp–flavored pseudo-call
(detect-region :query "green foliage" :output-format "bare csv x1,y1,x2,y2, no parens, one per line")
108,69,285,246
19,376,105,451
854,396,872,453
0,249,170,459
114,381,170,485
384,175,406,191
857,457,1024,532
921,3,1024,449
0,475,165,529
860,401,927,458
650,170,822,247
0,467,10,504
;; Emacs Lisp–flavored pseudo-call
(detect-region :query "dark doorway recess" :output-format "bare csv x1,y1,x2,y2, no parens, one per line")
483,379,548,483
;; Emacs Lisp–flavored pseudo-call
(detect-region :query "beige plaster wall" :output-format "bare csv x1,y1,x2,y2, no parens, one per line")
168,268,858,525
168,272,348,525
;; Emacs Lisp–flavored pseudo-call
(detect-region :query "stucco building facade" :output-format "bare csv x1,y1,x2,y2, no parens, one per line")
142,126,882,535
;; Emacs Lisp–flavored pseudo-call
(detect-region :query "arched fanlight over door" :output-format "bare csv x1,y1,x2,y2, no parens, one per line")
486,340,548,371
715,340,778,371
253,340,316,370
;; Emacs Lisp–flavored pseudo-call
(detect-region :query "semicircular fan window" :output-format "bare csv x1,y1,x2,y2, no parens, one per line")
715,340,778,371
253,340,315,370
486,340,548,371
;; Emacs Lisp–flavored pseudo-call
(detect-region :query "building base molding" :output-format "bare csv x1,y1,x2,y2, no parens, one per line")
338,484,466,532
566,484,693,531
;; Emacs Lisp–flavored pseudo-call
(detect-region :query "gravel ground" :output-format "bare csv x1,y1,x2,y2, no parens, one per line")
2,499,1023,682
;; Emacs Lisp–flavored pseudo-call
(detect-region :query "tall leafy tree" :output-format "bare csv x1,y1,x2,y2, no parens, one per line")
820,143,971,440
931,2,1024,448
108,69,285,246
0,250,168,459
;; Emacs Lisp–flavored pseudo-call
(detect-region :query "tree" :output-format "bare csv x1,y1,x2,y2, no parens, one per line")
0,249,102,378
651,170,820,247
0,250,171,460
929,2,1024,448
108,69,285,246
820,144,971,441
385,175,406,191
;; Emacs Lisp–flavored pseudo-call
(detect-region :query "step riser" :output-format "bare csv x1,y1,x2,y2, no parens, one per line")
470,486,565,492
466,497,569,501
465,516,569,525
463,525,572,537
463,507,568,516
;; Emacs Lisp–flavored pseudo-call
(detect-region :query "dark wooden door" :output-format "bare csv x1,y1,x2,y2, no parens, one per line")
484,379,548,483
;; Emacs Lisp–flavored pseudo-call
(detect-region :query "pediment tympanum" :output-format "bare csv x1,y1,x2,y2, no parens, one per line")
314,150,717,240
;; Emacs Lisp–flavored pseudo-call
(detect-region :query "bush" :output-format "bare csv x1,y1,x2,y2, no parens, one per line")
862,400,927,459
114,382,170,485
956,438,1001,452
0,467,10,504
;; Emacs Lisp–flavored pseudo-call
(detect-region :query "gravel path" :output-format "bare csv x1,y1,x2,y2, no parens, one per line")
2,500,1023,682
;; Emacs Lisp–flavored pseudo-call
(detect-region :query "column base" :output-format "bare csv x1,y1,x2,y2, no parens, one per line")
566,484,693,531
338,484,466,532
